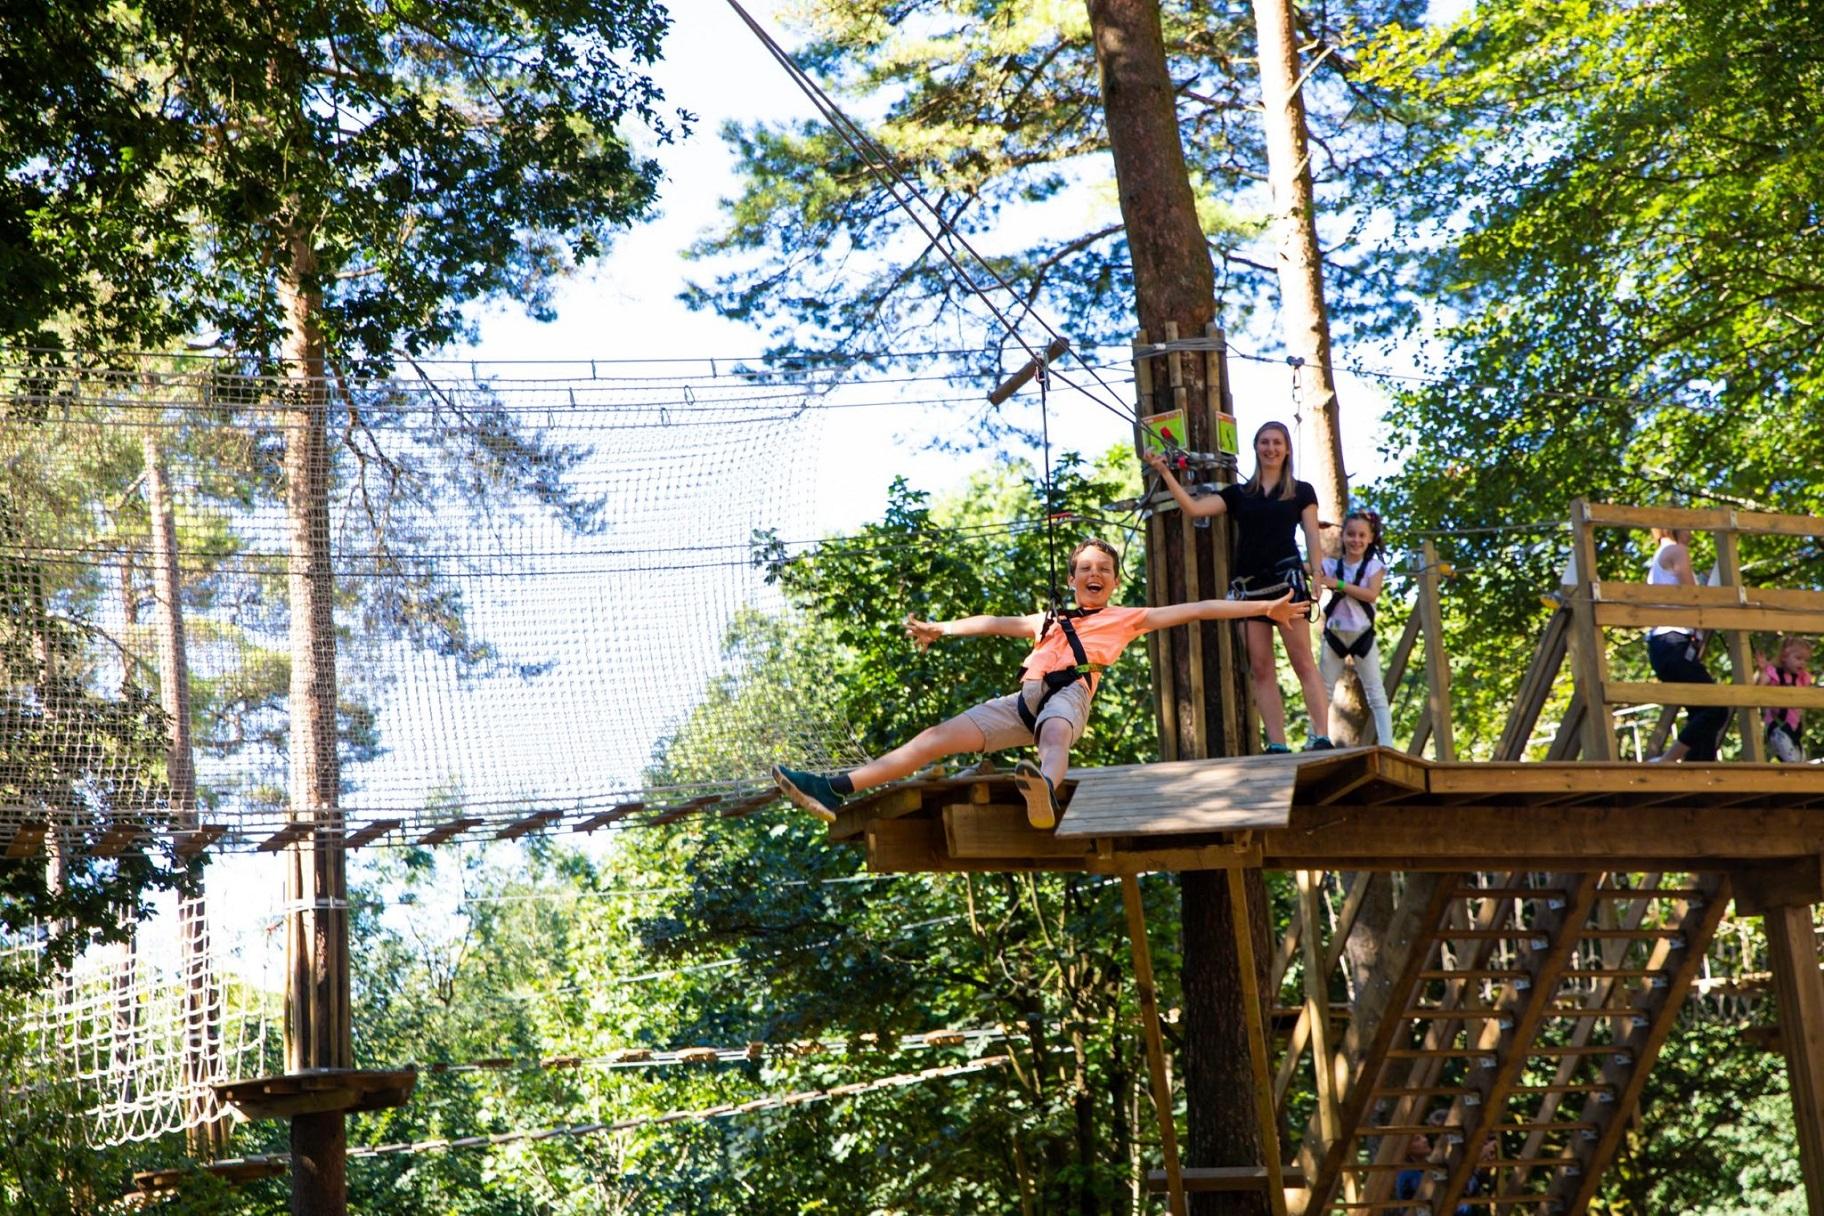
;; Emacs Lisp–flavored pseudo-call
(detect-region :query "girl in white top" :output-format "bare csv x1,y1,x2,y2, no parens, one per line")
1645,526,1726,762
1319,510,1396,745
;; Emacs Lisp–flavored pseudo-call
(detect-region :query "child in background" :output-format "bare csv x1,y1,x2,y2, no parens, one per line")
1319,509,1396,746
1756,636,1815,763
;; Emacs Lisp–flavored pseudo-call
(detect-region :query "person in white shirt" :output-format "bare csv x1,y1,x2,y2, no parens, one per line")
1645,526,1727,762
1318,510,1396,746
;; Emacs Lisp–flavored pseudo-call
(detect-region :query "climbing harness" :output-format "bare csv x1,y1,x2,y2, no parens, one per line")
1016,607,1109,738
1230,555,1312,609
1321,556,1376,659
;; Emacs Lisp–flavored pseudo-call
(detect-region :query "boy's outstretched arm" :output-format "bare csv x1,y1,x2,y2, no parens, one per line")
905,612,1043,651
1140,591,1308,633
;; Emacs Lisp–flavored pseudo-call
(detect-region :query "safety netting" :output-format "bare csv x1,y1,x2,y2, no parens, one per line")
0,352,869,852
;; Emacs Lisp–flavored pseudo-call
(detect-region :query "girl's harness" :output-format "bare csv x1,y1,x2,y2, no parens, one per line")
1322,556,1375,659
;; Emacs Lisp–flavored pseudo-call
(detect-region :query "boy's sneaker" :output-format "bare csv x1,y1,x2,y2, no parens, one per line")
1263,742,1292,755
1012,760,1060,831
1304,736,1336,751
773,764,845,822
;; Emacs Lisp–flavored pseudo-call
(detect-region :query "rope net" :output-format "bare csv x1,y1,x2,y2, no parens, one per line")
1,903,280,1145
0,354,868,851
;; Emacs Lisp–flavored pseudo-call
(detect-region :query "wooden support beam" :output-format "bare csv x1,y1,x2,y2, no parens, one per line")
1297,871,1346,1201
830,786,924,843
1298,877,1453,1215
1418,539,1455,761
4,822,47,859
1122,874,1186,1216
1495,604,1571,761
1714,527,1768,763
1566,499,1617,760
91,824,141,858
1597,581,1824,612
173,824,225,857
1260,805,1824,868
1733,858,1824,916
494,809,563,840
1228,869,1288,1216
1762,901,1824,1216
1582,501,1824,538
1277,875,1375,1102
1147,1166,1308,1193
341,819,402,850
574,802,644,834
1604,680,1824,711
1597,597,1824,634
414,817,482,846
258,823,315,853
943,803,1089,860
1381,610,1422,697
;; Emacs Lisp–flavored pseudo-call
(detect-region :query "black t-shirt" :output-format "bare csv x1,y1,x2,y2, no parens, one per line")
1218,479,1317,582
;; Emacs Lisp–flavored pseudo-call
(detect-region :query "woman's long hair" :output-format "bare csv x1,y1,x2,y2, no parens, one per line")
1243,420,1298,501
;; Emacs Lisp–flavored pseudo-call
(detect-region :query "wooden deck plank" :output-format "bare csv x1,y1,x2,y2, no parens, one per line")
1058,750,1377,839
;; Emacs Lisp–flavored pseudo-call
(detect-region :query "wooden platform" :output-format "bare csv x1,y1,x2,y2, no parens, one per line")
212,1068,415,1120
831,748,1824,873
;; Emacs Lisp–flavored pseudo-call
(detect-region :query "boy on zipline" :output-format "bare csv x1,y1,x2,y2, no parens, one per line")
773,538,1306,829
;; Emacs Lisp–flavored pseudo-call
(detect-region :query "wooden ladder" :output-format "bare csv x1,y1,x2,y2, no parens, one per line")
1291,871,1730,1216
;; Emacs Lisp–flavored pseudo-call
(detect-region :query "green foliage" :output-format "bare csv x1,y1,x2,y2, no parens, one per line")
1,0,681,360
1596,1020,1803,1215
1356,0,1824,753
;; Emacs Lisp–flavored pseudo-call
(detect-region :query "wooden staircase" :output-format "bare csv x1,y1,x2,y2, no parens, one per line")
1281,871,1731,1216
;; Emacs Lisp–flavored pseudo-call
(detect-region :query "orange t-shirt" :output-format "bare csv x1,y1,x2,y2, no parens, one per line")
1019,606,1150,693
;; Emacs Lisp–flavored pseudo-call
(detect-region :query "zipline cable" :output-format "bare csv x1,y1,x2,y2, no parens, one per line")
719,0,1141,433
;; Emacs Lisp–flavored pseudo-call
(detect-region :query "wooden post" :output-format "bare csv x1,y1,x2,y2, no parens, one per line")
281,255,353,1216
1713,521,1767,762
1417,540,1455,762
1566,499,1617,760
1229,869,1288,1216
1204,325,1243,757
1764,904,1824,1215
1124,875,1187,1216
1164,323,1209,752
1295,871,1346,1203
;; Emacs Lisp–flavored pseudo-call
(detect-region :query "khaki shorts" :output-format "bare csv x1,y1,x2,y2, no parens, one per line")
963,680,1093,754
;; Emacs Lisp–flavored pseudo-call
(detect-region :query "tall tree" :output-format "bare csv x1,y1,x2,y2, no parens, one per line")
1252,0,1348,527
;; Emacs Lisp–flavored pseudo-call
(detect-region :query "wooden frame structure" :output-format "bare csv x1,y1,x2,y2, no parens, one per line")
1562,500,1824,763
831,749,1824,1215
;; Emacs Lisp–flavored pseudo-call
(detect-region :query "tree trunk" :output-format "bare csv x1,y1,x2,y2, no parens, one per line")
144,432,229,1158
1252,0,1347,529
279,221,351,1216
1087,2,1266,1211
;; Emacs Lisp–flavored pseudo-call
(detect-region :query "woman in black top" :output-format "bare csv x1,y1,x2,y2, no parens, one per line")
1144,421,1332,751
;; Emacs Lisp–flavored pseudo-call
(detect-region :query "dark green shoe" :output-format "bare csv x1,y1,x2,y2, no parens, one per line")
1263,742,1292,755
1304,736,1336,751
773,764,845,822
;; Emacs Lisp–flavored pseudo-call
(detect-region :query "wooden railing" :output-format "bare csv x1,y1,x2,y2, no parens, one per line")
1565,499,1824,761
